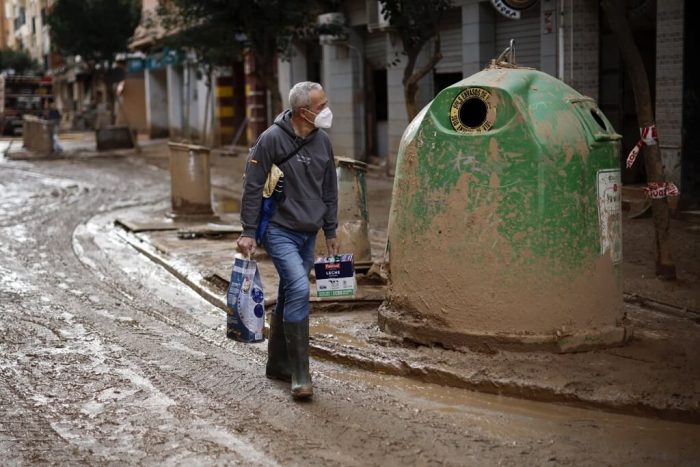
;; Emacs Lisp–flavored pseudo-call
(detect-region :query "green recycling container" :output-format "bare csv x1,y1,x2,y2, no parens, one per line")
379,64,628,352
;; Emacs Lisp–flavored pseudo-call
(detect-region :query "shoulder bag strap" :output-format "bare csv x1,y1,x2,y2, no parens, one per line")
274,121,312,167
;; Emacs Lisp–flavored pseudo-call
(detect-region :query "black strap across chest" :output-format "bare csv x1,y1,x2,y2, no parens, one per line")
274,122,312,166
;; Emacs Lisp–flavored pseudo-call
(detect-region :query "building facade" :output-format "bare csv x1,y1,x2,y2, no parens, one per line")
128,0,694,202
278,0,606,169
274,0,692,201
2,0,51,67
127,0,247,144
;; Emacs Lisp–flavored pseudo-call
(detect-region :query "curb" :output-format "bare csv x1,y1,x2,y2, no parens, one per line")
309,338,700,424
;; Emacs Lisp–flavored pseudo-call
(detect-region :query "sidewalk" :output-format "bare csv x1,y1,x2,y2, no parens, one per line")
94,141,699,424
1,131,168,160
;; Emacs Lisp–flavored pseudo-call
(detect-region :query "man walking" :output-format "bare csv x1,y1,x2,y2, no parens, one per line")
237,82,339,400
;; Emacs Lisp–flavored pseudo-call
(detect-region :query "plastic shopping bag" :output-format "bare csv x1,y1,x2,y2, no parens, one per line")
255,167,285,246
226,255,265,343
255,196,277,246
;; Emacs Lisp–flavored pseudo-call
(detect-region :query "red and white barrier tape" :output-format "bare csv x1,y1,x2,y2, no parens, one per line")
640,125,657,145
626,125,657,169
626,141,642,169
645,181,679,199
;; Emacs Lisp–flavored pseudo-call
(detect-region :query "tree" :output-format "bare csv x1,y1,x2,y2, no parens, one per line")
598,0,676,279
48,0,141,118
0,50,42,75
381,0,453,121
157,0,326,117
48,0,141,65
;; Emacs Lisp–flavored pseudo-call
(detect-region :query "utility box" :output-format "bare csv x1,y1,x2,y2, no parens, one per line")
380,62,628,352
96,126,135,151
167,142,214,218
22,116,54,155
315,157,372,267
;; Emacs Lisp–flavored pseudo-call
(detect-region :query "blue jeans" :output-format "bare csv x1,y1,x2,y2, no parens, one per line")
263,223,316,323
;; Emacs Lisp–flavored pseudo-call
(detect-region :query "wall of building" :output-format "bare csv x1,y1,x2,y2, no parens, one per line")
322,28,365,159
462,2,496,78
139,59,228,143
6,0,50,67
386,36,406,173
167,65,183,138
655,0,684,188
194,72,213,143
277,42,308,111
0,0,10,49
145,68,168,138
539,0,557,76
563,0,599,100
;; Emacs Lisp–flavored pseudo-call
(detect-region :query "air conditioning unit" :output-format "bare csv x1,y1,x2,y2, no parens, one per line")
367,1,390,32
318,12,348,46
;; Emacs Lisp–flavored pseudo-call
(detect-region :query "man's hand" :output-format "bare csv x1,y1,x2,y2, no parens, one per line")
236,236,256,257
325,237,340,256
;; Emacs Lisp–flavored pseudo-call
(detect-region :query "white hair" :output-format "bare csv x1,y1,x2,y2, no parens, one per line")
289,81,324,111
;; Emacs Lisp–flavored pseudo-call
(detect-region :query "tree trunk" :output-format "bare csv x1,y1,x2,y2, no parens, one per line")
600,0,676,279
403,80,419,123
402,35,442,122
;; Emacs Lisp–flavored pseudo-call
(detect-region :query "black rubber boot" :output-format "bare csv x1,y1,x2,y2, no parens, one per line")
266,313,291,382
284,318,313,400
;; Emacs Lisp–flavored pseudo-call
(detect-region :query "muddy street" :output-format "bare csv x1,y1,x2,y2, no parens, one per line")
1,151,699,466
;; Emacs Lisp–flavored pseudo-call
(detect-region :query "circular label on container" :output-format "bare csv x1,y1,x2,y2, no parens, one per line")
449,88,494,133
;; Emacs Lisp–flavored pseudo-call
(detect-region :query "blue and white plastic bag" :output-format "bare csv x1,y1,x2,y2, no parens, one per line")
226,256,265,343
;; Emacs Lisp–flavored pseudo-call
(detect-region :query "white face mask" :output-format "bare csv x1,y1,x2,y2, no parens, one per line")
305,107,333,129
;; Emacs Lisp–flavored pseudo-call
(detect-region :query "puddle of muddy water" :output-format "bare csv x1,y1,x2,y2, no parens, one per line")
325,368,700,459
311,321,367,348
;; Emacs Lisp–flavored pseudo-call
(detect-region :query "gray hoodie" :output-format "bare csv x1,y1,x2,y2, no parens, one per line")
240,110,338,239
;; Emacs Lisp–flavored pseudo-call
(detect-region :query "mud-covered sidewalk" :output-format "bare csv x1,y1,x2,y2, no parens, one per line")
99,142,699,424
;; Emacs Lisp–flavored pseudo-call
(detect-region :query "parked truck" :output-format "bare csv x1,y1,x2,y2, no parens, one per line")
0,75,53,135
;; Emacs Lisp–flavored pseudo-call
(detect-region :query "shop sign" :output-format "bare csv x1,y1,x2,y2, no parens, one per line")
127,58,145,73
490,0,539,19
145,48,184,70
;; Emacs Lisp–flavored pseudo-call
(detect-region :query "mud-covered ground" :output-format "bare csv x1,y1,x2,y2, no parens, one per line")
1,147,699,465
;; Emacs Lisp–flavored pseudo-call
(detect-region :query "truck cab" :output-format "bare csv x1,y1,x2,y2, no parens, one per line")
0,75,54,135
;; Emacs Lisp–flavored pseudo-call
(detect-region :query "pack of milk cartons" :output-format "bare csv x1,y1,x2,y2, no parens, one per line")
314,254,356,298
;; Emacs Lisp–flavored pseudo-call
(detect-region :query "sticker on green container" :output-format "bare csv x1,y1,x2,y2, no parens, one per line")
597,169,622,264
449,87,495,133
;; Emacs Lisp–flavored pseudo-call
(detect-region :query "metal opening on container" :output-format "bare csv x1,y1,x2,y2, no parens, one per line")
590,109,607,131
459,97,488,129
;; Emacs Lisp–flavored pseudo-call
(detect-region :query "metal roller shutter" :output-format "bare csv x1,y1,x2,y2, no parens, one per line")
435,8,462,74
495,4,541,69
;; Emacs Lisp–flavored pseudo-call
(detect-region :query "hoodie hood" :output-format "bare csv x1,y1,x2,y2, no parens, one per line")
274,110,320,142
